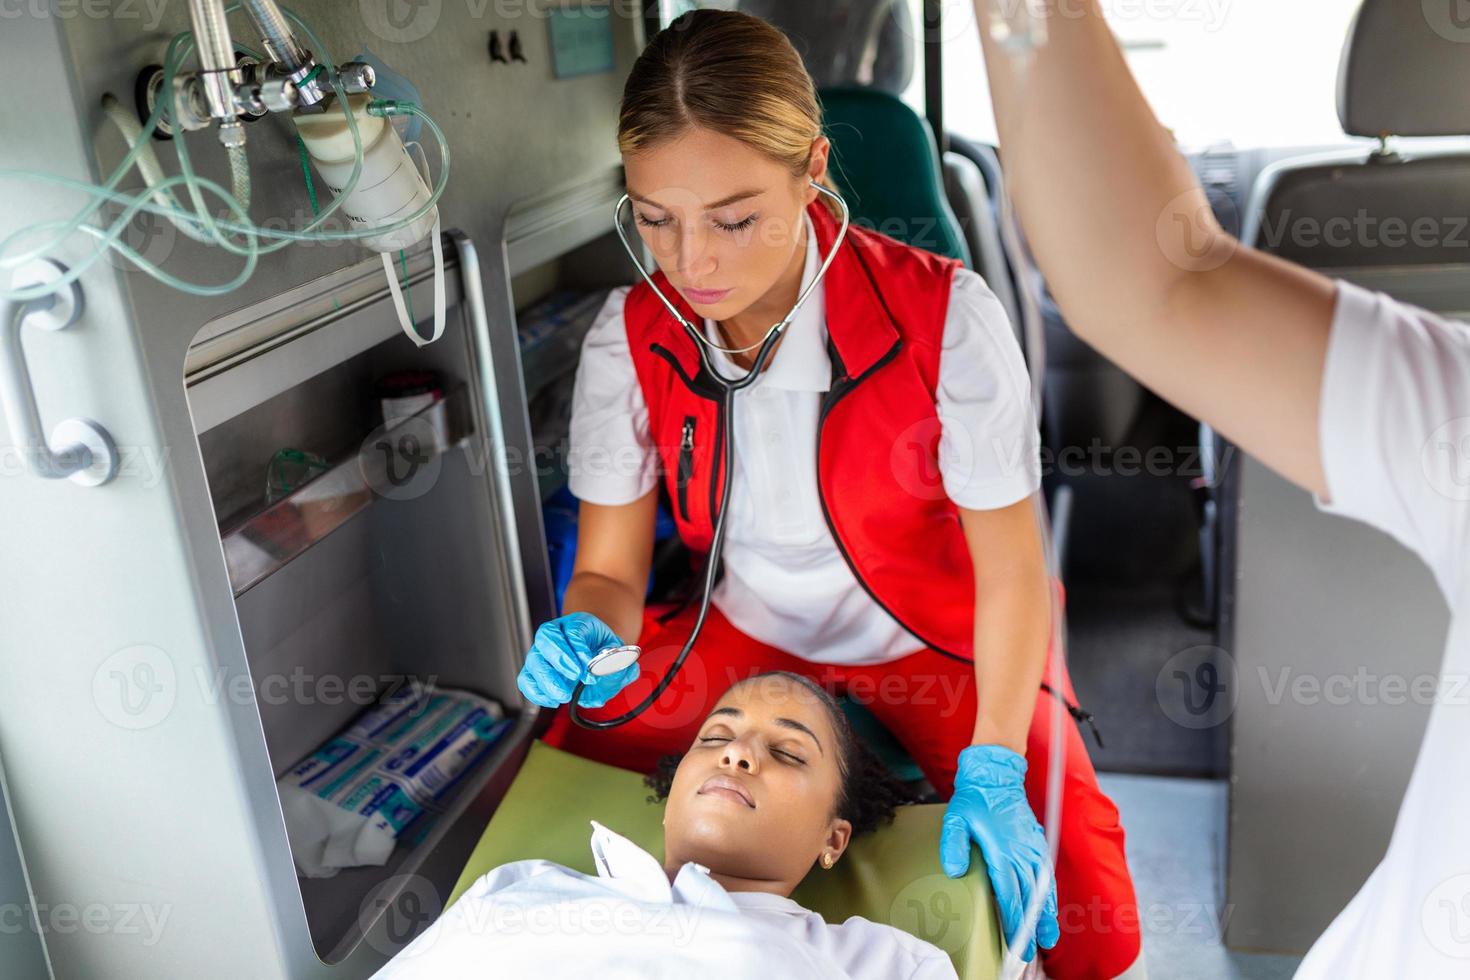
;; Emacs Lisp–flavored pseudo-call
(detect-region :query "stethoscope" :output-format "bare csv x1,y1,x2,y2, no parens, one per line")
568,180,851,729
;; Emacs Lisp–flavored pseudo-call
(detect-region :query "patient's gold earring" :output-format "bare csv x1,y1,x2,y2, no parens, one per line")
820,853,833,869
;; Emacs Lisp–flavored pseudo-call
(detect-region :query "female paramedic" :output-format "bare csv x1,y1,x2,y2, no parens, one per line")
972,1,1470,978
518,10,1142,978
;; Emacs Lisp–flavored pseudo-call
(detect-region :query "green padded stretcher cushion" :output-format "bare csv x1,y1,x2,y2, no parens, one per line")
450,741,1002,980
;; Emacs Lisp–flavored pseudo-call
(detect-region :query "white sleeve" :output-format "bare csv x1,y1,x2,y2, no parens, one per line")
566,287,661,506
1316,280,1470,600
936,268,1042,510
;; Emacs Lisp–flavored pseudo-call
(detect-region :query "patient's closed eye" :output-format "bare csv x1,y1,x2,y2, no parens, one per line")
698,733,804,765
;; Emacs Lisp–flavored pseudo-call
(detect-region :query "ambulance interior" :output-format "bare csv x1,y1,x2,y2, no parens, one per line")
0,1,1456,978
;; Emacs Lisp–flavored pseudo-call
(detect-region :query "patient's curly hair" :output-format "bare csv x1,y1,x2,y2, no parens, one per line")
644,671,916,836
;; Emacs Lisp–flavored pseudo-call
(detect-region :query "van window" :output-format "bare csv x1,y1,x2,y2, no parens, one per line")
930,0,1365,148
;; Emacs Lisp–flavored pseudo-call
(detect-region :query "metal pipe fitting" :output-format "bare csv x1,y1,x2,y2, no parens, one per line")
185,0,241,124
338,62,377,95
242,0,327,107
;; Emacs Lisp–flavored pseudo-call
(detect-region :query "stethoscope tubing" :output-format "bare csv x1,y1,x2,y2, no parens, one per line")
611,181,851,365
568,345,766,728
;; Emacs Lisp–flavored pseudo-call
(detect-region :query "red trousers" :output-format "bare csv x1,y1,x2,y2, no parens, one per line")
544,603,1142,979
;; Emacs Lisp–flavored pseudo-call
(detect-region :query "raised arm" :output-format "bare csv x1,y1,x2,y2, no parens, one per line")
974,0,1337,496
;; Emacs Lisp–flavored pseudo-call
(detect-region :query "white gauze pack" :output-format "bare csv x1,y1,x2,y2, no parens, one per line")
278,686,512,878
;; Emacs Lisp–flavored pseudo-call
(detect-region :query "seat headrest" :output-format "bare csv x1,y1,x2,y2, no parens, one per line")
739,0,914,95
1338,0,1470,138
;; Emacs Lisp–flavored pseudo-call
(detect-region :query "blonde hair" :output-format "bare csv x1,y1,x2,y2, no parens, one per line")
618,9,842,219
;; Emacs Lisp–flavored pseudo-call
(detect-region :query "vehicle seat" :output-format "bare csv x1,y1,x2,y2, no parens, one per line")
944,135,1142,450
743,0,1025,348
942,148,1023,343
1245,2,1470,261
737,0,914,94
1226,0,1467,953
818,86,974,267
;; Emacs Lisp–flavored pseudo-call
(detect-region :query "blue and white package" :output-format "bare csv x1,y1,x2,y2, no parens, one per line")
279,687,512,878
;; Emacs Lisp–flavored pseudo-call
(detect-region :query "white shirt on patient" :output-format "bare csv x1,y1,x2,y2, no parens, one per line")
372,821,956,980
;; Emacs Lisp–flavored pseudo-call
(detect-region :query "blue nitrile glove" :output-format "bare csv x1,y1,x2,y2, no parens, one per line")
516,613,640,709
940,744,1060,963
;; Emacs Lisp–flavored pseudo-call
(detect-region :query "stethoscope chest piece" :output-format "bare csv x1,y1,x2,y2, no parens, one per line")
585,644,642,678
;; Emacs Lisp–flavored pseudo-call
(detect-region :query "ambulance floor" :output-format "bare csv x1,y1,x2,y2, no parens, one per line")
1099,773,1303,980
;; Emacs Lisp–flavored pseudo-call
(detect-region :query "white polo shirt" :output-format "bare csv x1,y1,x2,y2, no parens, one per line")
567,214,1040,665
374,821,957,980
1294,281,1470,977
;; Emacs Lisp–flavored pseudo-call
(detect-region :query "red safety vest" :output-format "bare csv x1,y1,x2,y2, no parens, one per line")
624,201,978,662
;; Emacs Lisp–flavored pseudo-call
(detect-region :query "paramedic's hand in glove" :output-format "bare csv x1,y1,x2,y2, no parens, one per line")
940,744,1059,963
516,613,641,709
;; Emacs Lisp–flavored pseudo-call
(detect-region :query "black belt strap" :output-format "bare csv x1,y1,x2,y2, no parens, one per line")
1040,682,1105,749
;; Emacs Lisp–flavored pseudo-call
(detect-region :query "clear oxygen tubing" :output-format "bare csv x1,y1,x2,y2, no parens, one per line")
981,4,1065,978
0,7,345,294
158,7,365,256
566,184,850,728
0,19,261,274
98,93,244,243
0,5,449,302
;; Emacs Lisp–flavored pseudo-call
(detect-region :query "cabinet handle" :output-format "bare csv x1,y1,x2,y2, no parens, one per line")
0,259,117,486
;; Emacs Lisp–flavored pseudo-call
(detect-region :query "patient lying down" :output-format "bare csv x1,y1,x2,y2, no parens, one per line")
373,671,958,979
